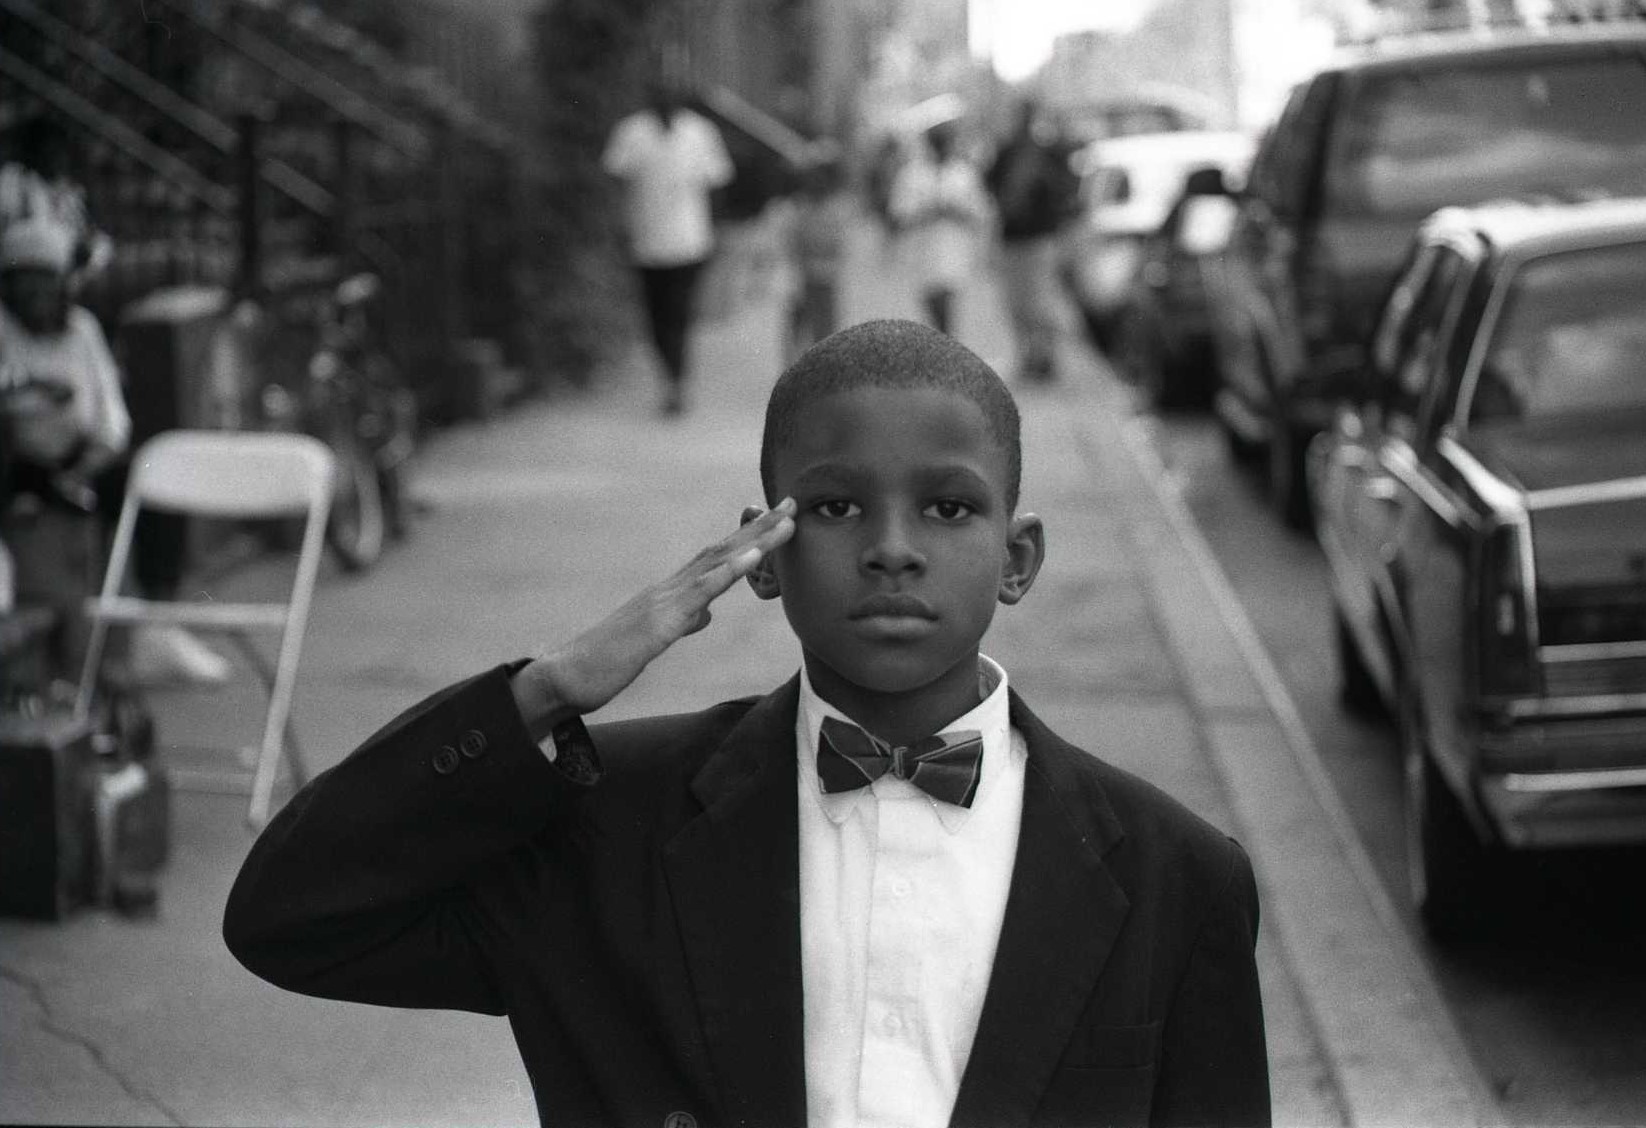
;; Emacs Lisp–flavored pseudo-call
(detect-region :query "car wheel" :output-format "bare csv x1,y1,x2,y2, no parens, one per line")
1401,689,1499,942
1267,421,1314,531
1335,609,1384,719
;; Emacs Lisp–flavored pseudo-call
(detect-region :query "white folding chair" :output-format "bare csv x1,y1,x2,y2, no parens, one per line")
75,430,334,828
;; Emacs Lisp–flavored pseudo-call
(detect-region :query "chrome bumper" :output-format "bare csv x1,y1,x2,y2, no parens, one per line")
1477,713,1646,848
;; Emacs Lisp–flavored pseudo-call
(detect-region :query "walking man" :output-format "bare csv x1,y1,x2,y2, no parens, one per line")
986,99,1080,383
603,79,734,416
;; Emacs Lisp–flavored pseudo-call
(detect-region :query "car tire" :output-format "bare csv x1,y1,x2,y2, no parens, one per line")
1401,688,1500,942
1335,609,1384,719
1267,420,1314,531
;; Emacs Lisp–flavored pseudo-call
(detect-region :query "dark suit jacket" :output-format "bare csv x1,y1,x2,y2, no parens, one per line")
224,665,1269,1128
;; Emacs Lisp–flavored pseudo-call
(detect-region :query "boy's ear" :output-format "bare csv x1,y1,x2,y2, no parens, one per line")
998,513,1044,606
740,505,783,600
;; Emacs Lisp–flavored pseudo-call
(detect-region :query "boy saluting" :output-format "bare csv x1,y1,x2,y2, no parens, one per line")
225,320,1269,1127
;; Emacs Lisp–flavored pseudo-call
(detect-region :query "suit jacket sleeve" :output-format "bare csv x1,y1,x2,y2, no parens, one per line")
222,663,596,1014
1154,840,1271,1127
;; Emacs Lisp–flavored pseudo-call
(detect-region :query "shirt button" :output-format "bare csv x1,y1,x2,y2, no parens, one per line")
890,876,912,898
459,729,487,758
432,746,461,775
883,1011,904,1035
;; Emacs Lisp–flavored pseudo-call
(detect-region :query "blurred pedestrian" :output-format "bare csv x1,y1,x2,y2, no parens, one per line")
865,134,904,246
783,146,852,364
0,116,113,293
602,78,735,416
986,98,1081,383
0,218,228,686
889,122,990,336
0,218,126,679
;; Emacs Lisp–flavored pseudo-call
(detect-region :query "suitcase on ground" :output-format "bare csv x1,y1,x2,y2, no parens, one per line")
0,711,95,919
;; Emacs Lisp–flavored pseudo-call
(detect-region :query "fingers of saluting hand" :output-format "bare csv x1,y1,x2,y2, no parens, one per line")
693,497,795,595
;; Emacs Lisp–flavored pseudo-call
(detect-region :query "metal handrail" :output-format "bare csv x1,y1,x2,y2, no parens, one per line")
1,0,235,148
143,0,429,160
0,47,233,214
0,0,334,218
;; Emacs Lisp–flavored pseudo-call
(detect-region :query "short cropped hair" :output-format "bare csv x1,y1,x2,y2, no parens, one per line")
760,319,1022,509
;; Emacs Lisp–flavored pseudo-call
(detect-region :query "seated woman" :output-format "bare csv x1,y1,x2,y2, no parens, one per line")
0,218,227,684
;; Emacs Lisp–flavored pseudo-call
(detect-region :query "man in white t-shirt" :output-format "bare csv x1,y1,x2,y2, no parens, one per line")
602,80,734,416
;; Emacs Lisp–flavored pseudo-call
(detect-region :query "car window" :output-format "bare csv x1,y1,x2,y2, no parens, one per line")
1428,262,1491,433
1325,56,1646,220
1470,239,1646,423
1370,244,1437,383
1271,76,1337,219
1246,83,1308,211
1389,245,1469,433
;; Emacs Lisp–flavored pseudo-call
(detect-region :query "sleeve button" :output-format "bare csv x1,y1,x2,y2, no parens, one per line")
459,729,488,758
432,746,461,775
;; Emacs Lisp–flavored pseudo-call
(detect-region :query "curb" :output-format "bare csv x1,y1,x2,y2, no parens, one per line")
1063,363,1499,1128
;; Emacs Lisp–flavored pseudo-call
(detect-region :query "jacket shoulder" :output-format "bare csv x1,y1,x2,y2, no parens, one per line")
585,695,762,786
1022,703,1251,894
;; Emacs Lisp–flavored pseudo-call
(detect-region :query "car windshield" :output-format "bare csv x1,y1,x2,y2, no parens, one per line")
1327,57,1646,220
1471,239,1646,423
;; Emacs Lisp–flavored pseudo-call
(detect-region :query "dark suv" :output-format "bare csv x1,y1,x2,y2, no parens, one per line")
1202,23,1646,526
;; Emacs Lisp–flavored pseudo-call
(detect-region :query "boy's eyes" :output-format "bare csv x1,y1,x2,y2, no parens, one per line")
805,498,977,521
811,499,861,519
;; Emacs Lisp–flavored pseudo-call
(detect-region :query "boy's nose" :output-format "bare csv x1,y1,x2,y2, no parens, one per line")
860,516,925,575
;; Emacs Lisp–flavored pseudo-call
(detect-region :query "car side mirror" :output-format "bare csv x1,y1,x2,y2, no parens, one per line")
1181,166,1230,198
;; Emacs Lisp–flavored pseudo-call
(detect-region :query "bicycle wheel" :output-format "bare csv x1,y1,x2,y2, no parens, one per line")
326,433,385,572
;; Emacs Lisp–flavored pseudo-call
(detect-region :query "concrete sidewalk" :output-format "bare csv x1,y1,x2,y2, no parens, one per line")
0,220,1492,1126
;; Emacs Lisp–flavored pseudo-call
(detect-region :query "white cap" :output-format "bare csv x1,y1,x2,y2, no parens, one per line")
1,218,75,273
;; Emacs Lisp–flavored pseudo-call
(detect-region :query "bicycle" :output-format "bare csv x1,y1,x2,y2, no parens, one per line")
258,272,416,572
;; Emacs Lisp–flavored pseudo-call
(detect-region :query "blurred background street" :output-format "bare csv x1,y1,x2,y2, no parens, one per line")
5,0,1646,1124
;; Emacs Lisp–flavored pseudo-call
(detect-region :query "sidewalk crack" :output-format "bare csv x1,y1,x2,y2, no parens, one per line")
0,963,184,1126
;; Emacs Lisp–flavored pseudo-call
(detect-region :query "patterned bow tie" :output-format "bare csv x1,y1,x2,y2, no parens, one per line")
816,715,984,808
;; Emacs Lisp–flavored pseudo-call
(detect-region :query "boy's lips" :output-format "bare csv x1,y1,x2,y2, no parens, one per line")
849,593,937,621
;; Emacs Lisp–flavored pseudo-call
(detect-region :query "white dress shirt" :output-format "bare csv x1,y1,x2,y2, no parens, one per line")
796,655,1027,1128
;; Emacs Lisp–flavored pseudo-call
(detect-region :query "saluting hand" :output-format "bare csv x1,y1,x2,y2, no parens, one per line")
511,499,796,738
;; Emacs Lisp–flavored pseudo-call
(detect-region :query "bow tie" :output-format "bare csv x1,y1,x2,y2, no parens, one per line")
816,715,984,808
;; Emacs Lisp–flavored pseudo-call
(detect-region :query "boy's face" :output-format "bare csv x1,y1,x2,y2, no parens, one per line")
755,386,1043,725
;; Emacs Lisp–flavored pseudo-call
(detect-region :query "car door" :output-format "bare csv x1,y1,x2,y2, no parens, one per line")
1385,244,1482,773
1315,242,1443,700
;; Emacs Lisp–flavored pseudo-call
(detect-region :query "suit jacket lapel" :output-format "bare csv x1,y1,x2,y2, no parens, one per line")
950,690,1132,1128
663,676,808,1128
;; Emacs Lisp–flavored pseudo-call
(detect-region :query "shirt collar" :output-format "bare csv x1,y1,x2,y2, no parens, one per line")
796,655,1011,834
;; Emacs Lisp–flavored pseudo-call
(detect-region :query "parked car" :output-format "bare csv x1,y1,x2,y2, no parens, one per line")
1064,129,1254,352
1308,197,1646,939
1062,91,1213,147
1111,161,1250,410
1203,22,1646,527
